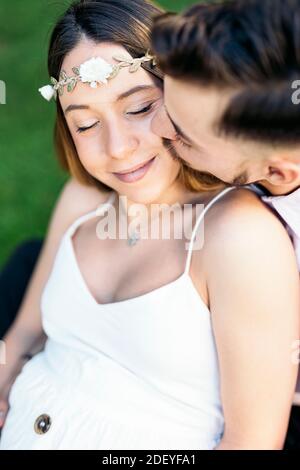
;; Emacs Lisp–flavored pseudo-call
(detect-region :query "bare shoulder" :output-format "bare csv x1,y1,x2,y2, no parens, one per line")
47,178,113,237
200,187,297,279
204,187,292,247
59,178,112,215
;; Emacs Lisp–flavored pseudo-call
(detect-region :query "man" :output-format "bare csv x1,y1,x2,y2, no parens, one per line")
150,0,300,449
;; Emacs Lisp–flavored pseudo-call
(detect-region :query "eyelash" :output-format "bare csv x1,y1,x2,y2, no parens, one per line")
175,133,192,149
127,102,154,116
75,103,155,134
76,122,99,134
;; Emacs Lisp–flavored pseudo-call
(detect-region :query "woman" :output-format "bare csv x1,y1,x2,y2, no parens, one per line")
0,0,299,450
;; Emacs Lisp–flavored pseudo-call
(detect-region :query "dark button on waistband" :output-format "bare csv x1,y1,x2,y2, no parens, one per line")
34,414,52,434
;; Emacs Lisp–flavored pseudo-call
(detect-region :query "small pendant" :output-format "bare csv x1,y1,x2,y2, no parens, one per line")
127,232,140,247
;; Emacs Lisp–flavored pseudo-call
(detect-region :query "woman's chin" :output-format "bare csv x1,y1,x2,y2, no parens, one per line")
119,187,168,205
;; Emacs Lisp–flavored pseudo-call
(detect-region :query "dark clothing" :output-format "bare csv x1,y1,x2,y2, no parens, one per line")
0,239,43,339
284,406,300,449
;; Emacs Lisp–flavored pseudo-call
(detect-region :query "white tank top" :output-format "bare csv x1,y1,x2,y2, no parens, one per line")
1,187,235,450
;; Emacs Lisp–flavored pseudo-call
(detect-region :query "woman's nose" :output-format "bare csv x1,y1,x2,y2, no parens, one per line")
151,106,177,140
106,124,138,160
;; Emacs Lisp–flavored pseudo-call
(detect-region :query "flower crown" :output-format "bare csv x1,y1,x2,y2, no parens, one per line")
39,51,157,101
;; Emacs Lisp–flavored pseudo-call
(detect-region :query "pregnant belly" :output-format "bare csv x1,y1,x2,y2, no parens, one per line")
0,345,223,450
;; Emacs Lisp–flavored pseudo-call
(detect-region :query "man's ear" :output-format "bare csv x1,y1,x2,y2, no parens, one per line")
264,159,300,186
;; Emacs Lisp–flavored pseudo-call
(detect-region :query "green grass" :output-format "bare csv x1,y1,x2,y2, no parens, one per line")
0,0,199,265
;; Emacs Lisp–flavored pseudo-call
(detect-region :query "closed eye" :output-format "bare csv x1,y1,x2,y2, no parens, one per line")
75,100,157,134
127,103,154,115
76,122,99,134
75,103,154,133
175,133,192,150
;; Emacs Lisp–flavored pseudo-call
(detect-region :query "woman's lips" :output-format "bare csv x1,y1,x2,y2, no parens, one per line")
113,157,156,183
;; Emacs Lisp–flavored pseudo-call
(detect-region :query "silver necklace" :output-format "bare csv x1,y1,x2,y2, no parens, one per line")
119,197,165,247
118,197,142,247
127,230,141,247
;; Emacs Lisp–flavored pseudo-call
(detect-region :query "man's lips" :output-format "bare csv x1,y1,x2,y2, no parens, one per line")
113,157,157,183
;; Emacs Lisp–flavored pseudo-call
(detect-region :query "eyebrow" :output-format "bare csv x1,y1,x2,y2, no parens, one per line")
64,85,157,115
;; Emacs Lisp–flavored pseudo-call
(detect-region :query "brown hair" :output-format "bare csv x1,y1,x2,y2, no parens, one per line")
48,0,217,192
151,0,300,146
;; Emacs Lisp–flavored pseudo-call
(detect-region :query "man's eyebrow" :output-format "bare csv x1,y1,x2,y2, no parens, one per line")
64,85,157,115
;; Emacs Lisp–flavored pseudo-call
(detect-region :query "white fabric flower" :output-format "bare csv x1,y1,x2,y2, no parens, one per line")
79,57,113,86
38,85,55,101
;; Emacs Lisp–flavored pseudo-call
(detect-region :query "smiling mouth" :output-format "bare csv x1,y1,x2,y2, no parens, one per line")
113,157,156,175
113,156,157,183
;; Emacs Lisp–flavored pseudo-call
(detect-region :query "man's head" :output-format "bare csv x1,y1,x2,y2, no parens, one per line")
151,0,300,194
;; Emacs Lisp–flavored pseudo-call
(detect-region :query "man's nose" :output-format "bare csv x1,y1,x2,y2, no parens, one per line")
151,106,177,140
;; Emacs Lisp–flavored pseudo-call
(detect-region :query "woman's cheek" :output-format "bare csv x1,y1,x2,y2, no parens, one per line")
76,140,106,174
138,114,163,147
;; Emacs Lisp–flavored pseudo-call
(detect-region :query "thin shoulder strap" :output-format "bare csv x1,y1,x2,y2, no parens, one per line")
184,187,236,275
66,191,116,238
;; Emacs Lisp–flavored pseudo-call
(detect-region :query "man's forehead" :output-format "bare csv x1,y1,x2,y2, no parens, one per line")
164,75,234,137
165,75,232,117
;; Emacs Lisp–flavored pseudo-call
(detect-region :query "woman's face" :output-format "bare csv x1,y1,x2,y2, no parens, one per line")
59,39,181,204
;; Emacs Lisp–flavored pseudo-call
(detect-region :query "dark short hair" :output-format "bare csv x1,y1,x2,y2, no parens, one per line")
151,0,300,146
